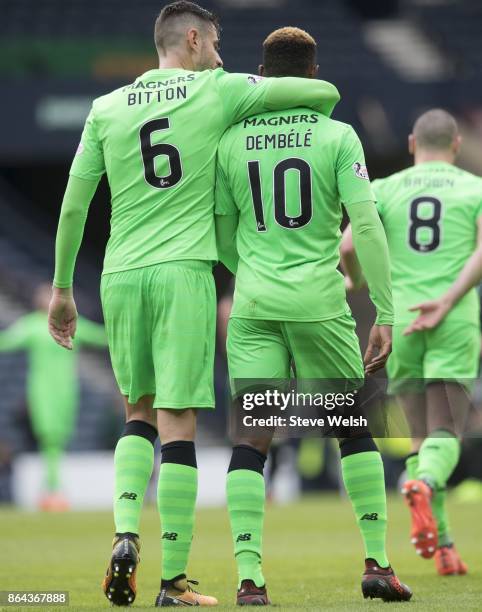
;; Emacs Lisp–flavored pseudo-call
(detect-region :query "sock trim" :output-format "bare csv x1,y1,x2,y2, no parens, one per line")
339,434,377,458
115,531,139,539
121,420,158,445
161,573,186,587
161,440,197,468
228,444,267,475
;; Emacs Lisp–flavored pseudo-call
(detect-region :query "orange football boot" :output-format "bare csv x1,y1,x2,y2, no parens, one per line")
102,533,140,606
402,479,438,558
435,545,468,576
155,576,218,607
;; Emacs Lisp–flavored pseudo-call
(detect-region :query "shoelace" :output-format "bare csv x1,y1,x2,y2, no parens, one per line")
186,579,200,594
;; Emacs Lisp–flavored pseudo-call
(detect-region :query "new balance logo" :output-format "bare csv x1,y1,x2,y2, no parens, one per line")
162,532,178,541
236,533,252,542
361,513,378,521
119,492,137,500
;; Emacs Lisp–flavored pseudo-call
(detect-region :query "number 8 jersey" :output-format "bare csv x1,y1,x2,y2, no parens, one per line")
215,108,374,321
373,161,482,326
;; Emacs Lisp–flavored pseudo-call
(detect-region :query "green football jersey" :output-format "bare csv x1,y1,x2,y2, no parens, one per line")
215,108,374,321
373,161,482,324
69,69,338,275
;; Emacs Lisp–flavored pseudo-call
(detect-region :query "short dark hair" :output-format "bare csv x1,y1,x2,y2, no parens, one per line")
263,27,317,78
413,108,458,151
155,1,219,52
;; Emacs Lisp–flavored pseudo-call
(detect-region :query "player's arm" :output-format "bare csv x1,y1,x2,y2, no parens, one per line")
216,71,340,125
344,202,393,326
75,316,108,348
215,214,239,275
337,126,393,374
404,215,482,335
49,105,105,350
214,141,239,275
340,224,365,291
341,181,385,292
0,317,31,352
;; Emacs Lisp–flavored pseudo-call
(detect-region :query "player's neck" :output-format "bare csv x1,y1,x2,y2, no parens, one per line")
157,51,194,71
414,150,455,166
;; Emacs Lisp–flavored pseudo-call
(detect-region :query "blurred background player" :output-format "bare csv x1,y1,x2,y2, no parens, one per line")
341,109,482,575
0,283,106,511
47,0,340,606
215,27,411,604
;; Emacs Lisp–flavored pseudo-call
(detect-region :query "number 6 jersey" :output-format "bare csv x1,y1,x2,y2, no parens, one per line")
373,161,482,325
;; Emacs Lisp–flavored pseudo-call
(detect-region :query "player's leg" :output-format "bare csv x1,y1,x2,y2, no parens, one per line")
100,269,158,605
385,324,438,558
396,392,426,526
421,382,470,574
226,318,290,605
285,314,411,602
37,436,70,511
28,388,76,510
412,320,477,572
149,261,217,607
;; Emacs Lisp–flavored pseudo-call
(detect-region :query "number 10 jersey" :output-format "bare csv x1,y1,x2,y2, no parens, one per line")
215,109,374,321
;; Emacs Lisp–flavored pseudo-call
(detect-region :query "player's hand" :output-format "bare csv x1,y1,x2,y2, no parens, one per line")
48,287,78,350
344,275,355,292
403,298,451,335
364,324,392,375
344,275,364,293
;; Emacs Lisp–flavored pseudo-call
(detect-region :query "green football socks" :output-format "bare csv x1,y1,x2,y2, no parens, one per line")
227,469,265,588
432,486,452,546
113,421,156,535
227,445,267,588
341,448,389,568
405,452,419,480
407,431,460,547
42,443,62,492
416,430,460,489
158,442,198,581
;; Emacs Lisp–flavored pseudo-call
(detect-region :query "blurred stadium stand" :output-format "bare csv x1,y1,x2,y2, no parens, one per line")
0,0,481,454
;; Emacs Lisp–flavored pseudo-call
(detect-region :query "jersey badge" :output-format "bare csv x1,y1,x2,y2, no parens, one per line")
247,75,264,85
353,162,369,180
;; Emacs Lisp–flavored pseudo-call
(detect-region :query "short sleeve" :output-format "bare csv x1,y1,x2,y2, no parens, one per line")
69,105,105,181
336,126,374,206
215,135,238,216
215,70,270,127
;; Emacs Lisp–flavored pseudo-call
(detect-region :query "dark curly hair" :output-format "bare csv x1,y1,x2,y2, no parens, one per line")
263,27,317,78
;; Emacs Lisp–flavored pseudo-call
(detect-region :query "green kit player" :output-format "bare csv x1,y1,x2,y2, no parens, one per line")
341,109,482,575
0,284,106,511
47,2,342,606
215,27,411,604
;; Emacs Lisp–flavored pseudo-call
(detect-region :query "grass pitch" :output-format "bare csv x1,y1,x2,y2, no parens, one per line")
4,493,482,610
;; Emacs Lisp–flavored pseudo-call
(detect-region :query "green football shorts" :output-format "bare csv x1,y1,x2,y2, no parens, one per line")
100,260,216,409
387,319,480,393
227,313,364,385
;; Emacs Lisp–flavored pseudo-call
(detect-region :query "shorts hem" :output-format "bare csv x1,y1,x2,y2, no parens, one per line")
229,307,350,323
153,402,215,410
102,257,214,275
387,377,476,394
120,391,215,409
